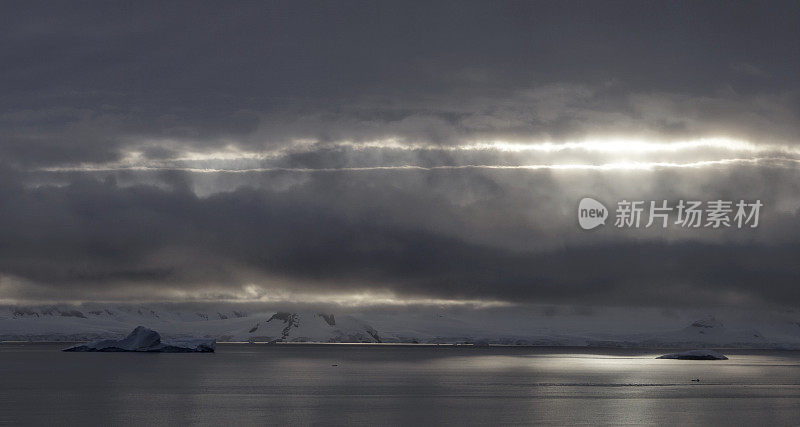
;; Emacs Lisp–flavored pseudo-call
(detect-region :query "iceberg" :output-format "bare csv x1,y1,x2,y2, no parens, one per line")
657,349,728,360
63,326,215,352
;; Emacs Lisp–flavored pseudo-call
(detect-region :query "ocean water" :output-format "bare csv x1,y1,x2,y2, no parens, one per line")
1,344,799,426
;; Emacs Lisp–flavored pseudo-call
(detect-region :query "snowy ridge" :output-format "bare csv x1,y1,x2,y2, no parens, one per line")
0,305,382,343
2,305,800,348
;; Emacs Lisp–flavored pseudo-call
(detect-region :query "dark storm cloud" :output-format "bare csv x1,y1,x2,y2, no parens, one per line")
2,167,800,307
2,0,799,166
1,1,800,307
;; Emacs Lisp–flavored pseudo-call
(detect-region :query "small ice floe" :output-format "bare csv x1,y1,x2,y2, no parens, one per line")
63,326,215,353
656,350,728,360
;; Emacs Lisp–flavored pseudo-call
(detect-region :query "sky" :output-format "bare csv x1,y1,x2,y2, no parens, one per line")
1,1,799,310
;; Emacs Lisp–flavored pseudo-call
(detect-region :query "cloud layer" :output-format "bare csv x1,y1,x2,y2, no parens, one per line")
1,1,799,308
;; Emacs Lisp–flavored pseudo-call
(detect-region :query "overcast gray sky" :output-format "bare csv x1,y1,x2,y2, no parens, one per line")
1,1,799,309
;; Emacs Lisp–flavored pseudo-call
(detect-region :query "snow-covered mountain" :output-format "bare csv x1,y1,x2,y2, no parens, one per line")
0,305,381,343
2,304,800,348
585,315,783,348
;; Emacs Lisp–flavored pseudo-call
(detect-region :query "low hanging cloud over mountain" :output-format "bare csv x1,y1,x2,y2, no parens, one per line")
1,1,799,309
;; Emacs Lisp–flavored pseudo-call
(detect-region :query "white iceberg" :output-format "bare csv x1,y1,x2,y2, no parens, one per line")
63,326,215,352
656,349,728,360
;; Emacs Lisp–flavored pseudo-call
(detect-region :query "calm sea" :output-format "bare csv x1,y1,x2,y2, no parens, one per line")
1,344,799,425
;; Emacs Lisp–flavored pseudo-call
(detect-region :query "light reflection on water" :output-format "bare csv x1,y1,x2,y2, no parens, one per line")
1,344,799,425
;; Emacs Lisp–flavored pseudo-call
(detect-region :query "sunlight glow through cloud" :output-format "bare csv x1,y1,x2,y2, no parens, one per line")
174,285,515,308
37,137,800,174
328,137,799,154
37,157,800,173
